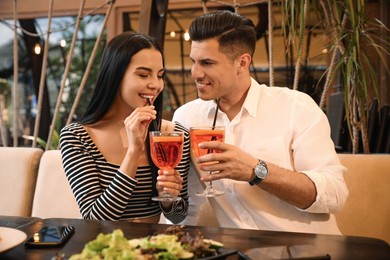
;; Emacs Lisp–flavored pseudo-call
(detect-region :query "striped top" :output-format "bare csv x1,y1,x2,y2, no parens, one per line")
59,122,190,224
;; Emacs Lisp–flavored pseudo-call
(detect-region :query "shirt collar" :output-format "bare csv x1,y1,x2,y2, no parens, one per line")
242,77,261,118
205,77,261,119
206,99,219,120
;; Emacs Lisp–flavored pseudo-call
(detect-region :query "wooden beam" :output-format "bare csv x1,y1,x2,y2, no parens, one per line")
139,0,169,51
0,0,267,19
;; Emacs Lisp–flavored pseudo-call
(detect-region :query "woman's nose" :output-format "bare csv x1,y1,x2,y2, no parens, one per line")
148,76,162,89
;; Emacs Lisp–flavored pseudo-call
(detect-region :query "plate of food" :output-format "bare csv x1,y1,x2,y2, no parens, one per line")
68,225,237,259
0,227,27,254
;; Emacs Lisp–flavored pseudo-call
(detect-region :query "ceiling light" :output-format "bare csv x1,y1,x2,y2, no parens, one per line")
34,43,41,55
60,39,66,48
183,30,190,41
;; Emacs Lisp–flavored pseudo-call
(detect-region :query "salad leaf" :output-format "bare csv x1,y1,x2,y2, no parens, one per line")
69,226,223,260
70,229,194,260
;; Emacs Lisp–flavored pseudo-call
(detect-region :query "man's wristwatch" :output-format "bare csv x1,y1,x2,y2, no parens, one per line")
249,159,269,186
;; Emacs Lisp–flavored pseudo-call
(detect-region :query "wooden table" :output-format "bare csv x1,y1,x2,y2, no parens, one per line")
1,216,390,259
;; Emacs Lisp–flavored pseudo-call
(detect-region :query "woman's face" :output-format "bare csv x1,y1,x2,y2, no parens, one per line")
118,48,164,111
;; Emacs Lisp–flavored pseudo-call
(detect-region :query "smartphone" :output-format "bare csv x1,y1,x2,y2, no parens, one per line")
24,225,75,247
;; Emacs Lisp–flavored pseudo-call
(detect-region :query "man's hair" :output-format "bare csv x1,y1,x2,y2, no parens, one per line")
189,10,256,61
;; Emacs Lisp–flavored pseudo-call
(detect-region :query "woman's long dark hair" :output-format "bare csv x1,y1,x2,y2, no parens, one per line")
80,31,163,126
80,31,163,199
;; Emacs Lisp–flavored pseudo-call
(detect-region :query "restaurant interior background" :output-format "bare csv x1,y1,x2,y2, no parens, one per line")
0,0,389,153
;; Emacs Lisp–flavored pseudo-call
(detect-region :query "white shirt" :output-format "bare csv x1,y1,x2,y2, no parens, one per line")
173,78,348,235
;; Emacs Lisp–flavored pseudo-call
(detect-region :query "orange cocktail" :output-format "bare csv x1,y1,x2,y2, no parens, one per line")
149,131,184,201
149,134,184,170
190,126,225,197
190,128,225,159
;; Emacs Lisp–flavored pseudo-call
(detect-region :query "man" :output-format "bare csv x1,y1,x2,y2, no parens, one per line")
172,10,348,234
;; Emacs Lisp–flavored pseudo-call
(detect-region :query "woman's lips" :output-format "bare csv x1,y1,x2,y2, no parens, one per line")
140,94,154,104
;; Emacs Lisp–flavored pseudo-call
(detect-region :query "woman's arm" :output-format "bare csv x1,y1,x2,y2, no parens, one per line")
60,124,137,220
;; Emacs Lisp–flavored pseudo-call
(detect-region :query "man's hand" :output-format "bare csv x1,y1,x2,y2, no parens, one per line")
196,141,258,182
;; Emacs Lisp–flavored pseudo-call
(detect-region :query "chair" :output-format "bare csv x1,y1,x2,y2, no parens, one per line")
31,150,81,218
0,147,43,216
336,154,390,244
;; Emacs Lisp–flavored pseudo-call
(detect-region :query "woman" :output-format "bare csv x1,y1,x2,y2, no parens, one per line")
60,32,190,224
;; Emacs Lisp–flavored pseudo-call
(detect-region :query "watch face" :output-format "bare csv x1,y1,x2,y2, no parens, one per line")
255,162,268,179
250,160,268,185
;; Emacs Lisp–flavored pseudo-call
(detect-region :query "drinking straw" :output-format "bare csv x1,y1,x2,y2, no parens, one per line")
211,99,220,130
147,98,159,131
147,98,166,162
206,99,220,187
208,99,220,150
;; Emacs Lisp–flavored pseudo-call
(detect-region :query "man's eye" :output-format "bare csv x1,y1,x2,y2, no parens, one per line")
201,61,213,66
139,74,148,78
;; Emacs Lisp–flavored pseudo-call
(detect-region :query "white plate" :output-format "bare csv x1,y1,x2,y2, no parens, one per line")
0,227,27,254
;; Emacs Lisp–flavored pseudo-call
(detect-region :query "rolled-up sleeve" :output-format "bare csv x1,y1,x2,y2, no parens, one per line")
291,94,349,213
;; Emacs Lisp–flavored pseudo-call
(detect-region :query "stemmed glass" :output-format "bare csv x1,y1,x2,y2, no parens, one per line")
149,131,184,202
190,126,225,197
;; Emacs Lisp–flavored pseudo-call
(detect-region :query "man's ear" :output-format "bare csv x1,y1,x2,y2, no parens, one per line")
237,53,252,71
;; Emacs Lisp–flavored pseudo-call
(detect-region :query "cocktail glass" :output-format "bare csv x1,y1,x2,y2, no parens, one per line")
190,126,225,197
149,131,184,202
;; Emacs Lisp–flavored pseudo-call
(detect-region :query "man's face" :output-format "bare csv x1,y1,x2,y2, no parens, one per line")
189,38,238,101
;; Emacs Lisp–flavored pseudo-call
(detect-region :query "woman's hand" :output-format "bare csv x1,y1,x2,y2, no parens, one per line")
123,106,156,151
119,106,156,179
156,169,183,197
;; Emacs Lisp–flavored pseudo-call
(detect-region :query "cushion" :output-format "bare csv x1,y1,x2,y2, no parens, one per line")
0,147,43,216
336,154,390,244
31,150,81,218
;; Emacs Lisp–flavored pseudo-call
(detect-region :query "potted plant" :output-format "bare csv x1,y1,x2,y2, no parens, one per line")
276,0,390,153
